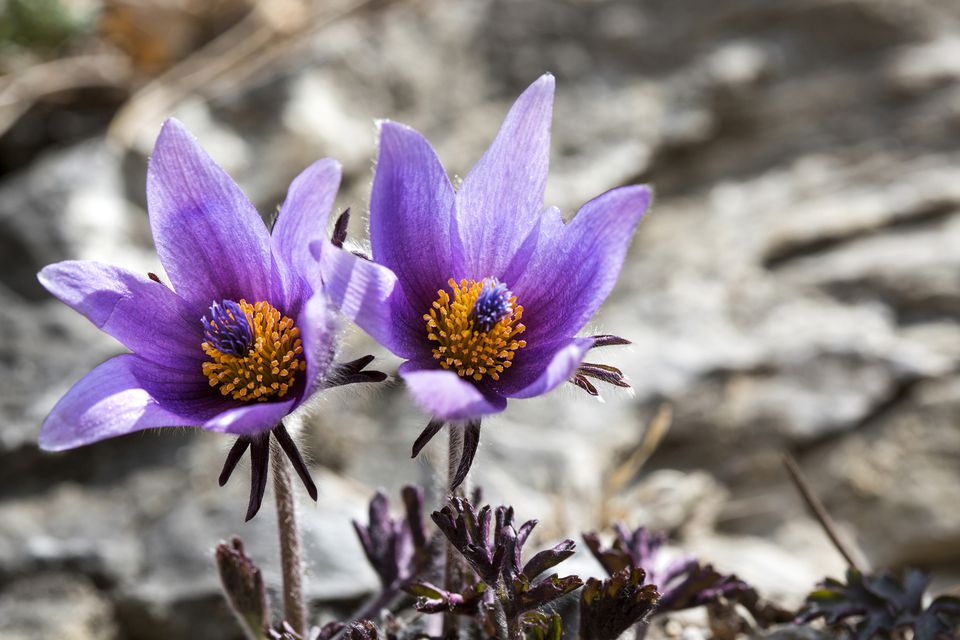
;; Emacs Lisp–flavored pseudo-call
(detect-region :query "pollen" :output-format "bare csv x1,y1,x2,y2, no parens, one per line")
201,300,305,402
424,278,527,382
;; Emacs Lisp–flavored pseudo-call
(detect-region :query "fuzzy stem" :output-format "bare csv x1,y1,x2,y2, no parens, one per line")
493,581,515,640
443,426,465,638
505,615,522,640
273,433,306,635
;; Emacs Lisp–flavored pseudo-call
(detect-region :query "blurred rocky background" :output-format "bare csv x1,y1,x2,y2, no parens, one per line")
2,0,960,638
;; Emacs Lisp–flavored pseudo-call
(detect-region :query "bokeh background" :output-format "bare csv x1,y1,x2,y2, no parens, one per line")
3,0,960,638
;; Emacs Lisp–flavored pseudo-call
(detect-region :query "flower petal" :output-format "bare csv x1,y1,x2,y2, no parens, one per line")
456,74,555,277
147,118,271,310
398,362,506,421
314,241,427,360
370,121,463,312
499,337,595,399
203,398,296,436
299,292,336,396
271,158,341,311
511,185,651,345
38,260,203,371
39,354,199,451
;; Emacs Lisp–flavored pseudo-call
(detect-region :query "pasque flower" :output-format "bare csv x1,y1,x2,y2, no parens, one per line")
38,119,383,519
316,74,650,486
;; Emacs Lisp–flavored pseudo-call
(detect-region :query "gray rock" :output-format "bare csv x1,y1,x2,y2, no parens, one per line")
0,574,117,640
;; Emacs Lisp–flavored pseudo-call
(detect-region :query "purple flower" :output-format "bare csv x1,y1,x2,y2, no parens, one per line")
38,119,383,519
316,75,650,483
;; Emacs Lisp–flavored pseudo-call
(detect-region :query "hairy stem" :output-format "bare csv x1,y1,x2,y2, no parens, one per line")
443,425,465,638
493,581,514,640
273,431,306,635
505,615,522,640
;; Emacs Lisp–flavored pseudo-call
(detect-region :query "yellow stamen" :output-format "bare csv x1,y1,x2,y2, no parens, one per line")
202,300,305,402
424,279,527,382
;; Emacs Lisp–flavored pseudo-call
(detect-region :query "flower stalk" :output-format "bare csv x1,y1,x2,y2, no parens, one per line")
273,428,306,635
444,425,466,639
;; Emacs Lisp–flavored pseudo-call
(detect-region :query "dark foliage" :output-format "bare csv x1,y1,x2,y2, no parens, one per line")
353,485,432,590
579,567,660,640
522,611,564,640
422,497,582,619
797,568,960,640
583,524,781,622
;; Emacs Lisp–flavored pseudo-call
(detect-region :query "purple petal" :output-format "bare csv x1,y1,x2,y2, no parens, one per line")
39,260,203,371
271,158,341,310
39,354,199,451
511,185,651,345
299,292,336,396
147,119,271,311
398,362,506,421
315,241,427,360
456,74,555,277
370,121,463,312
500,337,595,399
203,398,296,436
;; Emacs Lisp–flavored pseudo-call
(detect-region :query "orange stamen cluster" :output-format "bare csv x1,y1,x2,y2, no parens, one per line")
202,300,305,401
424,278,527,382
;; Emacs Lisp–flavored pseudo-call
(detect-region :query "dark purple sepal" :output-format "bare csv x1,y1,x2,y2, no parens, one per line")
569,374,599,396
273,423,318,502
569,361,630,398
329,354,389,387
451,420,481,491
218,423,319,521
577,363,630,388
219,438,250,487
332,208,351,248
579,567,660,640
587,334,631,348
215,536,270,638
411,419,444,458
246,432,271,522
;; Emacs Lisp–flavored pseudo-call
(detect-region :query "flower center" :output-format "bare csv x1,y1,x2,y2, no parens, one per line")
201,299,305,402
424,278,527,382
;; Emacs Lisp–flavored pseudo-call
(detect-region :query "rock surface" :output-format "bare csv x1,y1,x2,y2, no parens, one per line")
3,0,960,637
